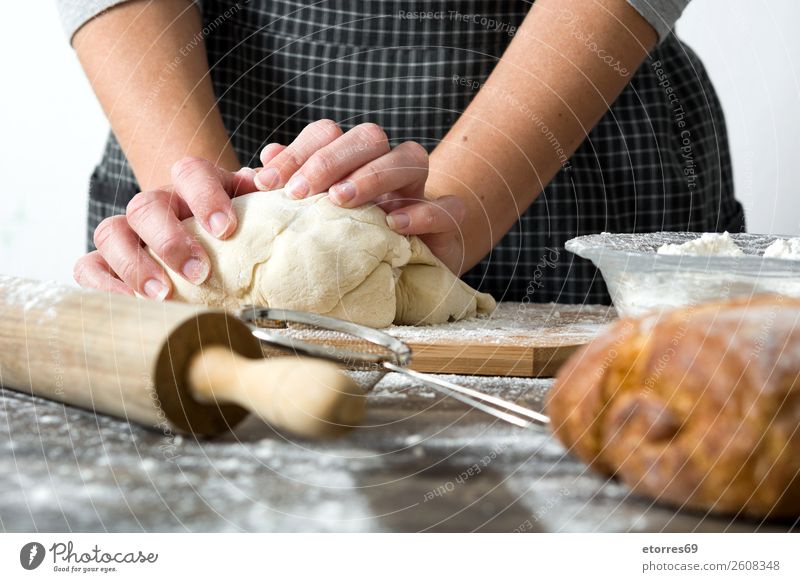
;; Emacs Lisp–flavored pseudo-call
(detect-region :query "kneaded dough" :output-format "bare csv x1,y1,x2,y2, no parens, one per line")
150,189,496,327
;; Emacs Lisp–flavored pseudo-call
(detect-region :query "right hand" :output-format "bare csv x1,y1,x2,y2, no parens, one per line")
73,157,257,299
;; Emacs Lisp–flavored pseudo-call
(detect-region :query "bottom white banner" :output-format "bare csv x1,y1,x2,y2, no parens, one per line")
0,533,796,581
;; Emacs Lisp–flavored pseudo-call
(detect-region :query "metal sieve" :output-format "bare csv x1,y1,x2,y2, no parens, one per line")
238,306,549,428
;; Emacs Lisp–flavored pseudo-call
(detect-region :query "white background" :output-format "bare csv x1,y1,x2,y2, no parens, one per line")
1,0,798,285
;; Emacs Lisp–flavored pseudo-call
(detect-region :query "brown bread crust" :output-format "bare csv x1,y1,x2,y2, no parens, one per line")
548,295,800,518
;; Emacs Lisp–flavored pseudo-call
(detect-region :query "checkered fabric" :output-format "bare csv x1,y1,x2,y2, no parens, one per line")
85,0,744,304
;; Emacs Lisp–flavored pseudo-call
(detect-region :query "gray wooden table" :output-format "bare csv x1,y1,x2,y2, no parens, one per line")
1,371,795,533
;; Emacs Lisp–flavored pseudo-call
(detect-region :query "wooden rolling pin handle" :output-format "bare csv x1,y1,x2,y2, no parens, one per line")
187,347,365,438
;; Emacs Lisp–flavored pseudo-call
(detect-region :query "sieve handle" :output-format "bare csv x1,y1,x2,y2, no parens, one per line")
383,363,550,428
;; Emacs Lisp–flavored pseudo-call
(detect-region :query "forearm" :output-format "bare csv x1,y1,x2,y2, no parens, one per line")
73,0,238,190
428,0,657,272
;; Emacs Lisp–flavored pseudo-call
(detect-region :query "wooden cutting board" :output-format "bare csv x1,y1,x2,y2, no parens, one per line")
389,303,616,377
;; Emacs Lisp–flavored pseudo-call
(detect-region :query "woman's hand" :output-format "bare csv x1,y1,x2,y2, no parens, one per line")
74,119,467,298
73,159,257,298
254,119,466,272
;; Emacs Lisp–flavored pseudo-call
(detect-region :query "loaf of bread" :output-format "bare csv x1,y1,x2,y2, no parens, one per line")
548,295,800,519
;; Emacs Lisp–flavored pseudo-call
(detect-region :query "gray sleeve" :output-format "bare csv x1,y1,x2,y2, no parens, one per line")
626,0,690,42
55,0,132,41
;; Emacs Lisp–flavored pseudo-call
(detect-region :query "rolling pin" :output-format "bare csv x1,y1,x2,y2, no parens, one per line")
0,275,364,438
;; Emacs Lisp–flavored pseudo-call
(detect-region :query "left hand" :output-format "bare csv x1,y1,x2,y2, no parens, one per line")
253,120,466,272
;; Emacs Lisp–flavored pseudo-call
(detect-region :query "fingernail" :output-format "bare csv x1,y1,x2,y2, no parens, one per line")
182,258,209,284
330,181,356,205
285,173,310,199
254,167,279,191
386,213,410,231
209,211,230,238
143,279,169,301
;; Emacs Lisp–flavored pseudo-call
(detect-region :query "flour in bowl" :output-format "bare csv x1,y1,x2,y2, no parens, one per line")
763,238,800,260
656,231,744,257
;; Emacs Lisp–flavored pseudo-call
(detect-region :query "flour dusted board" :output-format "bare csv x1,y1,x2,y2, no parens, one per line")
389,303,615,377
257,303,615,378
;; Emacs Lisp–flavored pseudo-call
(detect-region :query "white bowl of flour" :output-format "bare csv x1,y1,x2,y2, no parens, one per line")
565,232,800,317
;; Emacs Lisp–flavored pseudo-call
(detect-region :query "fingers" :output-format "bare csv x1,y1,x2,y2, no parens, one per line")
385,195,466,236
125,190,211,285
254,119,343,192
73,251,135,296
92,215,173,299
252,122,430,212
282,123,392,200
223,166,259,198
328,141,428,208
171,156,238,239
259,143,287,167
373,191,410,214
421,231,467,275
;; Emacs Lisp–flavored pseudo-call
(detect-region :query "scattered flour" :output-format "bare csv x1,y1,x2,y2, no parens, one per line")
388,302,614,346
0,276,67,323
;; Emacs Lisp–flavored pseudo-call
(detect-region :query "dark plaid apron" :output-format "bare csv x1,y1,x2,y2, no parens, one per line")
86,0,745,304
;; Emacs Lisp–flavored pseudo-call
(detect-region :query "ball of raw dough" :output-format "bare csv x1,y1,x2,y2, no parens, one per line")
149,190,496,327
